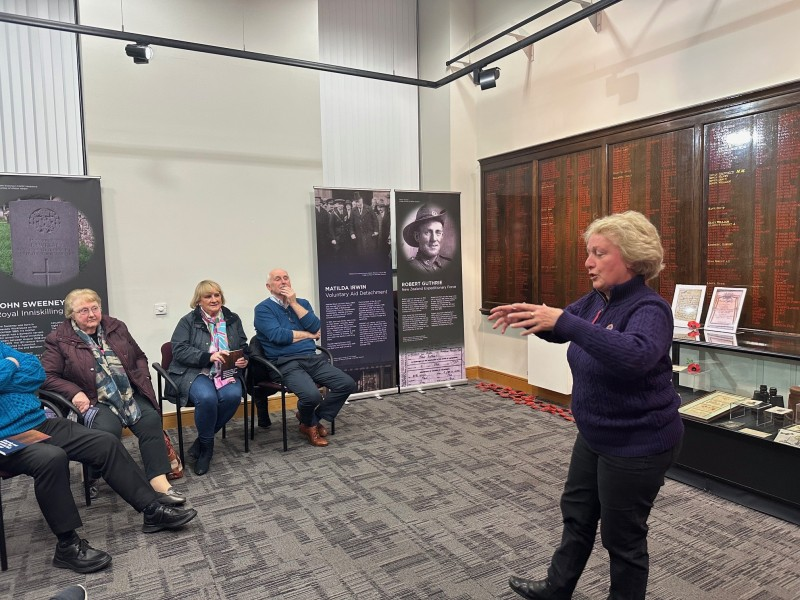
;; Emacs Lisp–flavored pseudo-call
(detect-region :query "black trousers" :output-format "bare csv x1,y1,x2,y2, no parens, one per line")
0,418,157,536
89,394,170,481
546,433,681,600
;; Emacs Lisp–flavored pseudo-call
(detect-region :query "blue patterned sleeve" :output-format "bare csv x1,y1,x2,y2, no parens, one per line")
0,342,46,393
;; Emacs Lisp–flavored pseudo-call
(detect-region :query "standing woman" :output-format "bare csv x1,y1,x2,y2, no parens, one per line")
41,289,185,504
168,280,248,475
490,211,683,600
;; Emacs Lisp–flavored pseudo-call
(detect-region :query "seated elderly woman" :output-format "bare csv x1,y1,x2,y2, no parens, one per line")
41,288,185,505
168,280,248,476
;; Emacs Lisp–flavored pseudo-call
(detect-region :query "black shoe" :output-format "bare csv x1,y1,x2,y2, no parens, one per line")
156,486,187,506
509,576,559,600
193,439,213,476
142,504,198,533
49,584,88,600
52,538,112,573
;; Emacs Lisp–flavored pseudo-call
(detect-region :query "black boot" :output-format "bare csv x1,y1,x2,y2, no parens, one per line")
193,439,214,476
187,438,200,461
255,397,272,428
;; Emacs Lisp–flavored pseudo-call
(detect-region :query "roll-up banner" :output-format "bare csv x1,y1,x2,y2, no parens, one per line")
395,190,467,391
0,173,107,356
314,187,397,398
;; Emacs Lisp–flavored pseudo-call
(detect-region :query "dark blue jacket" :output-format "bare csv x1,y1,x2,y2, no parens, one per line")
168,306,248,406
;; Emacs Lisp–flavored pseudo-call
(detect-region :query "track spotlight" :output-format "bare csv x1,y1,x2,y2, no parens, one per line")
125,43,154,65
473,67,500,90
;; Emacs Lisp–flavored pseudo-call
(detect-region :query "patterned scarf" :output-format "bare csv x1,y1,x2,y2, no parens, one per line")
71,320,140,427
200,309,236,389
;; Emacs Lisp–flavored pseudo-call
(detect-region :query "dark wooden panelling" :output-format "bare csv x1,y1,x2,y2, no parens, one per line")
479,80,800,335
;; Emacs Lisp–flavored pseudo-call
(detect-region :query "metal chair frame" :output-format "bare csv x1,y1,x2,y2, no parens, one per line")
246,337,334,452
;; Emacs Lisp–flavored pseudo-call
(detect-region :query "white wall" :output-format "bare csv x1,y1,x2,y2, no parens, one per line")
319,0,419,189
432,0,800,379
78,0,322,404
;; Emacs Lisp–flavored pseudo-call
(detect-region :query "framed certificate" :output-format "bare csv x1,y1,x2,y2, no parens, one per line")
705,287,746,333
671,284,706,327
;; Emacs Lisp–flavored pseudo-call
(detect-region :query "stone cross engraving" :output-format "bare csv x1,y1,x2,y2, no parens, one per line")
8,198,79,287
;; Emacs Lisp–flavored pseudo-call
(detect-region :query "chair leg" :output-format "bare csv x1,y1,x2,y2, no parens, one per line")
281,389,288,452
243,392,249,453
0,483,7,571
222,423,226,439
331,418,335,436
176,406,185,467
249,393,256,441
83,465,92,507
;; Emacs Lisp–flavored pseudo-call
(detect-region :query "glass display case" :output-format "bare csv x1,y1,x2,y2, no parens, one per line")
670,330,800,525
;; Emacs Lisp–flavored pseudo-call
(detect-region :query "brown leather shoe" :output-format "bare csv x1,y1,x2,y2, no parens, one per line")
296,412,328,437
299,423,329,446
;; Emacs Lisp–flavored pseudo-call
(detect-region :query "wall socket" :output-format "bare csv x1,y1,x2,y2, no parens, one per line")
154,302,167,316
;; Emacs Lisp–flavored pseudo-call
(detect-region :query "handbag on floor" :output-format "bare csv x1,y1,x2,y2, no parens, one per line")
163,431,184,480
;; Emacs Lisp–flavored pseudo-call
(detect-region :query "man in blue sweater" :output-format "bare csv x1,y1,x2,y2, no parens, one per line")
0,341,197,573
254,268,356,447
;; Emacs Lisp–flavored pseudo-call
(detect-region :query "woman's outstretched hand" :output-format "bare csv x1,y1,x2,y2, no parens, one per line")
488,303,563,335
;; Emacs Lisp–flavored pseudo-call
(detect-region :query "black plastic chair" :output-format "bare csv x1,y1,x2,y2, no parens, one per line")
246,337,334,452
0,391,92,572
151,342,249,466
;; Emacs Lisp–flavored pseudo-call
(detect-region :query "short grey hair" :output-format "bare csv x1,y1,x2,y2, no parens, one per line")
64,289,102,319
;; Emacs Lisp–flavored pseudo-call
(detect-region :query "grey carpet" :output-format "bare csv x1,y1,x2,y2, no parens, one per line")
1,383,799,599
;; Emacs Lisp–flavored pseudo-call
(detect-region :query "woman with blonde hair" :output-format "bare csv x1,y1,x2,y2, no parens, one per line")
490,211,683,600
168,280,248,475
42,289,186,505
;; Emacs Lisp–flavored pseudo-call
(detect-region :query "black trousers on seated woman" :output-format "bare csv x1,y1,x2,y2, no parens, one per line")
88,394,170,481
546,433,681,600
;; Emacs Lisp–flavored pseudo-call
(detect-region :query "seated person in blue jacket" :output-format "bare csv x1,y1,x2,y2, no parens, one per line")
254,268,356,447
0,341,197,574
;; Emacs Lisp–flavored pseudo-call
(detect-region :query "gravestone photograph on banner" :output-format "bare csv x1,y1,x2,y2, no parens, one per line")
0,174,106,356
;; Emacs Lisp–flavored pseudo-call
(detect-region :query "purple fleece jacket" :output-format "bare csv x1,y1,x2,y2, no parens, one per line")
539,275,683,457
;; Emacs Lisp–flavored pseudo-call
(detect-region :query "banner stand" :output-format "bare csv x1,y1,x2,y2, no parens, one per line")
314,187,399,397
401,380,469,394
395,190,466,392
0,174,107,356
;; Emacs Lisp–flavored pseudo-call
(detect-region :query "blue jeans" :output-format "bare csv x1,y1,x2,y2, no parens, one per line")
274,354,356,426
546,433,681,600
188,375,242,442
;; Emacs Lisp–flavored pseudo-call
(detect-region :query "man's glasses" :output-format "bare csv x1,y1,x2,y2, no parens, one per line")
75,306,101,317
